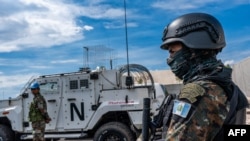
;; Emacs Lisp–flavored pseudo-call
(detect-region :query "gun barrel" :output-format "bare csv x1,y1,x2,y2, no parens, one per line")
142,98,151,141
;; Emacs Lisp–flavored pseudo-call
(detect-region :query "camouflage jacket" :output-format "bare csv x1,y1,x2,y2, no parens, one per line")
29,93,48,122
164,80,229,141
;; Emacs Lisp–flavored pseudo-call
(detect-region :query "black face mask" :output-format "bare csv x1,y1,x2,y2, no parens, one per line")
167,48,191,79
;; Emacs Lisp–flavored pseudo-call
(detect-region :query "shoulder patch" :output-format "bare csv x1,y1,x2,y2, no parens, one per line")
172,100,191,118
179,83,205,103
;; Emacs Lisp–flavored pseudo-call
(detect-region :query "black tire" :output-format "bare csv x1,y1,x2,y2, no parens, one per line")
93,122,135,141
0,125,14,141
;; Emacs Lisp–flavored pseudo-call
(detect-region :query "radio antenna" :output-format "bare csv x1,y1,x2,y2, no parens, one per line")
123,0,133,87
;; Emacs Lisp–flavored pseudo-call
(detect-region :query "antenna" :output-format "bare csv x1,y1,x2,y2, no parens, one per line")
123,0,133,87
79,46,90,72
83,46,89,68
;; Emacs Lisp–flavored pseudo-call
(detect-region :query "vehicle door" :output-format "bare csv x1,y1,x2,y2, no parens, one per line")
62,74,96,130
38,77,62,130
22,77,61,132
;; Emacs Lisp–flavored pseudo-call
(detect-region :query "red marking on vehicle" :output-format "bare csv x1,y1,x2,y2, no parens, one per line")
108,101,135,105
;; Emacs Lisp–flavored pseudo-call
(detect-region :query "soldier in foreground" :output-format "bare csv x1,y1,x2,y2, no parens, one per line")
29,82,51,141
151,12,248,141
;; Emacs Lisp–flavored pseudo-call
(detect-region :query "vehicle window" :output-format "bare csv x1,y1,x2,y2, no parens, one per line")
69,78,89,91
70,80,78,89
40,82,59,94
80,79,89,89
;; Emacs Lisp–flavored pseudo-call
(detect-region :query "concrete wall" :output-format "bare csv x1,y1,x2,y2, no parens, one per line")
232,57,250,97
150,70,182,85
165,84,183,95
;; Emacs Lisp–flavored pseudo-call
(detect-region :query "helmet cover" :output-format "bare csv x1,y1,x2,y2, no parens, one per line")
30,82,40,89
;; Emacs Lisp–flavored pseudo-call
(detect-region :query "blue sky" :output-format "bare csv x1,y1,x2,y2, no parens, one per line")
0,0,250,98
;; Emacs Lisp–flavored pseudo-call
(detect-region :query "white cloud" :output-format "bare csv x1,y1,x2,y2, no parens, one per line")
0,0,135,53
0,73,39,98
51,59,79,64
151,0,249,11
104,21,138,29
0,45,21,52
80,5,124,19
29,65,52,69
83,25,94,31
0,0,85,52
224,60,235,66
152,0,216,10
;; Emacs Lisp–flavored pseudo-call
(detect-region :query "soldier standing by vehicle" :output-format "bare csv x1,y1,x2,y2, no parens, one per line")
153,12,249,141
29,82,51,141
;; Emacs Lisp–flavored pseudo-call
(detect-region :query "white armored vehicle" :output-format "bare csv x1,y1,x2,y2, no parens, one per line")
0,64,167,141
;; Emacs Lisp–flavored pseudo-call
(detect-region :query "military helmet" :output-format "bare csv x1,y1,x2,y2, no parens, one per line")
161,12,226,50
30,82,40,89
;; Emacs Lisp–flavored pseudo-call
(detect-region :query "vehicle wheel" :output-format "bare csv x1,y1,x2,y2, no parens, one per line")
0,125,14,141
93,122,135,141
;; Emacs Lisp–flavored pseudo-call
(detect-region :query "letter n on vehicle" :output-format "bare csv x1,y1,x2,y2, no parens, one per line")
70,102,84,121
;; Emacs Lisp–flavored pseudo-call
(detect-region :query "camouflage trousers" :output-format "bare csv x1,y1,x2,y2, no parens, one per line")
32,121,46,141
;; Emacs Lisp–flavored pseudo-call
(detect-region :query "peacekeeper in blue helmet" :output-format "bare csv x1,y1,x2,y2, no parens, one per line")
155,12,249,141
28,82,51,141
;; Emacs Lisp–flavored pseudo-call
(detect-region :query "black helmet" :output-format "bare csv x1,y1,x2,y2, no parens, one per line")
161,12,226,50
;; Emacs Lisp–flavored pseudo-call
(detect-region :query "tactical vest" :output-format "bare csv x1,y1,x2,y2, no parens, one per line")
29,102,44,122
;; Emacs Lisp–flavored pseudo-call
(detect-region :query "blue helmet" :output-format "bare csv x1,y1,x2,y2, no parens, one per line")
30,82,40,89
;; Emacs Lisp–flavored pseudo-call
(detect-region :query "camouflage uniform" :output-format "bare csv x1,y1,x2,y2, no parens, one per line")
156,12,248,141
31,121,46,141
164,81,229,141
29,93,48,141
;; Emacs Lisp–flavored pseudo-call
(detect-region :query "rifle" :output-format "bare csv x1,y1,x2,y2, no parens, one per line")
142,94,175,141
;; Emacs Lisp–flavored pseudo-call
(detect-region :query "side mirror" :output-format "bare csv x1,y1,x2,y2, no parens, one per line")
22,93,29,98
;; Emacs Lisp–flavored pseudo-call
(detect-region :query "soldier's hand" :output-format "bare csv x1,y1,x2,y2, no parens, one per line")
45,117,51,123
